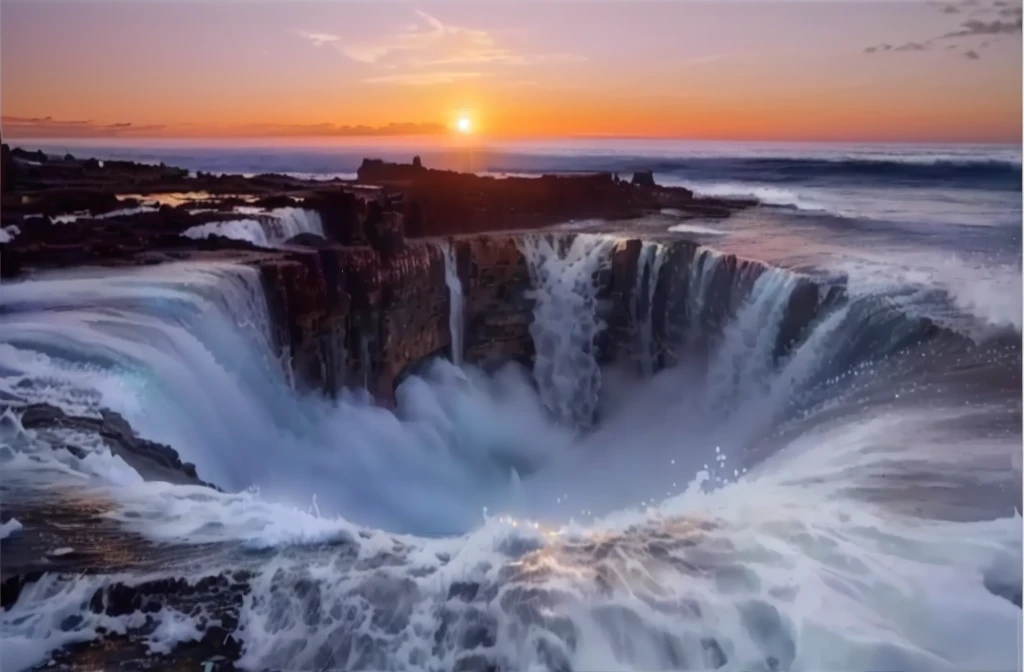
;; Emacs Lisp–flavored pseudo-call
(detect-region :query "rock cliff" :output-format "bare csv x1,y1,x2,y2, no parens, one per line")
0,148,844,411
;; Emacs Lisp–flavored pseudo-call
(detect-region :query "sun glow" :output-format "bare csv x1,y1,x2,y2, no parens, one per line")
456,115,472,134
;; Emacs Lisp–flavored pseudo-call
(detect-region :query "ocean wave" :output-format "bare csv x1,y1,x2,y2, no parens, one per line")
666,222,729,236
667,181,830,212
835,254,1023,335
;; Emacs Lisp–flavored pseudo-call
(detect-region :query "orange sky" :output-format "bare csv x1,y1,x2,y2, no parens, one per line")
2,1,1021,142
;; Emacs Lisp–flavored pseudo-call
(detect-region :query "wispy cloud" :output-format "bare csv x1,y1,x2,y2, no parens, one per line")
864,0,1020,58
297,31,340,48
298,10,586,86
363,71,484,86
893,41,929,51
2,116,448,138
941,17,1023,37
2,115,166,138
231,121,447,136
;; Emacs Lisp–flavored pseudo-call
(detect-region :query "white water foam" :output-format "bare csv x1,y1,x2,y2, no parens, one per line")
836,252,1023,334
519,233,618,428
0,517,23,539
667,222,728,236
0,225,20,243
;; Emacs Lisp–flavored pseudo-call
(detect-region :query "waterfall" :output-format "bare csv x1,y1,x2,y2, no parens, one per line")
0,262,572,536
441,241,464,366
2,242,1019,672
632,241,667,377
702,266,800,410
182,207,323,248
519,233,618,429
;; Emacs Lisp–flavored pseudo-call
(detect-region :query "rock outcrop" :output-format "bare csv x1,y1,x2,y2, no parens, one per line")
259,239,450,403
631,170,657,188
4,403,212,488
355,158,748,237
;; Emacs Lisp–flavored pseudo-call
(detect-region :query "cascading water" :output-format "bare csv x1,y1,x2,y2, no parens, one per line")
441,241,464,366
631,240,667,376
182,207,324,248
1,239,1020,672
519,233,618,428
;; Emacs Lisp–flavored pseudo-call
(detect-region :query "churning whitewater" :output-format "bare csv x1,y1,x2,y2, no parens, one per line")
0,232,1020,672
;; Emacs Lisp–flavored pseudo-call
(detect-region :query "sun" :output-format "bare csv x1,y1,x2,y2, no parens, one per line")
456,115,472,134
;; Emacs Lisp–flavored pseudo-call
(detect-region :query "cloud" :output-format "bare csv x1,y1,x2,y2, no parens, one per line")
231,121,448,136
363,71,484,86
298,31,340,48
2,116,166,138
865,1,1020,57
893,41,930,51
301,10,585,80
865,41,930,53
941,17,1023,37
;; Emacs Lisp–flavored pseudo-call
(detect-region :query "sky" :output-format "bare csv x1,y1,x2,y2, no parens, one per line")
1,0,1021,143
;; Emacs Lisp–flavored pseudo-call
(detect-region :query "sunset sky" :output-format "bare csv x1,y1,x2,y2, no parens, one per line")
2,0,1021,143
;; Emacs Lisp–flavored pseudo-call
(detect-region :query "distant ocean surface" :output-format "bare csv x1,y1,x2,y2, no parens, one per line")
16,138,1023,335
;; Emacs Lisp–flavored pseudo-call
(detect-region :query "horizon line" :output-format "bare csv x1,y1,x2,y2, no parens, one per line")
6,135,1022,147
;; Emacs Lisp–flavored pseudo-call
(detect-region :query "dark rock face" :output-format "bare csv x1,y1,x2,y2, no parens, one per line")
32,188,122,216
305,190,365,244
257,241,449,404
631,170,657,188
1,143,12,193
365,200,406,259
463,236,535,369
